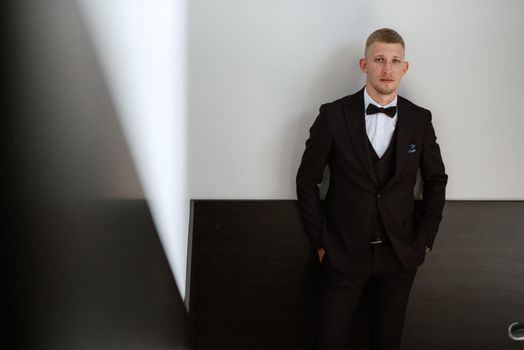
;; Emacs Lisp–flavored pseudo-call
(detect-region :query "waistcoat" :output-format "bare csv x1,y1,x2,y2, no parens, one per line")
367,130,397,243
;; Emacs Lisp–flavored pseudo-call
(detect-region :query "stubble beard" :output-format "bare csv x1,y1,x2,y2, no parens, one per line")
371,80,397,97
369,76,398,96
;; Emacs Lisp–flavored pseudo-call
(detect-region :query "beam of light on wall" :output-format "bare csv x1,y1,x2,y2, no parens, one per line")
77,0,188,299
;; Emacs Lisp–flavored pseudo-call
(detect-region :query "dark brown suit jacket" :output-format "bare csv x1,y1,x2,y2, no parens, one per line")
296,88,447,273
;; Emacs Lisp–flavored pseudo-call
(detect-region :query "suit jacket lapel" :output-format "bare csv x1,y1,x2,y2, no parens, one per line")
343,89,379,186
389,97,413,187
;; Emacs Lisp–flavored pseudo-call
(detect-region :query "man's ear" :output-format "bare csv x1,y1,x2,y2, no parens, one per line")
358,58,367,73
402,61,410,75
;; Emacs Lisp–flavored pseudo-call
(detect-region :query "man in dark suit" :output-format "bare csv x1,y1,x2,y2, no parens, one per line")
296,28,447,350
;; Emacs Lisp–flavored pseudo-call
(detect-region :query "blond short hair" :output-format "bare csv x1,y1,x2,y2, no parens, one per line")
365,28,405,55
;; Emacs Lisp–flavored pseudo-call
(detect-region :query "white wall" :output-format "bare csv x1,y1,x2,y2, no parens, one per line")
189,0,524,200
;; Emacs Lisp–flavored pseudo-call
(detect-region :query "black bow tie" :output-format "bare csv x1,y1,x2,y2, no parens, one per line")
366,104,397,118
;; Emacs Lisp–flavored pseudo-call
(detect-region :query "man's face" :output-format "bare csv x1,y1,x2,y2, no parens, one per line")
359,42,409,100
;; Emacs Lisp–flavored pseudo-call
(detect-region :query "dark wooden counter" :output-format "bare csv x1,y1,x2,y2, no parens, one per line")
188,200,524,350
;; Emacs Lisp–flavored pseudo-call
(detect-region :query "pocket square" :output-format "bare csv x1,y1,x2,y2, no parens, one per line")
408,144,417,153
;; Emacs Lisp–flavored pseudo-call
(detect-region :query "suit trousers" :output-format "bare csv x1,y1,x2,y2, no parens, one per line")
316,243,417,350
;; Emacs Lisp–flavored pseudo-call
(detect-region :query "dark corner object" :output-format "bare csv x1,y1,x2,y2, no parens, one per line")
5,200,189,350
187,200,524,350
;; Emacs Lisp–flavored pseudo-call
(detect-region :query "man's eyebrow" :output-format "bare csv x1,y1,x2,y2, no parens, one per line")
371,54,403,60
373,55,403,59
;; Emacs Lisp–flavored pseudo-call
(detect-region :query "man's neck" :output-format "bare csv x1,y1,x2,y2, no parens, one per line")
365,85,397,106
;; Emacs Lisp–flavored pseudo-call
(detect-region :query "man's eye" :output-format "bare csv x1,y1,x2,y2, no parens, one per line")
375,58,383,62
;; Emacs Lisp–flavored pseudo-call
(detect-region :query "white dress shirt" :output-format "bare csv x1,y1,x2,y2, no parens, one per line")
364,88,398,158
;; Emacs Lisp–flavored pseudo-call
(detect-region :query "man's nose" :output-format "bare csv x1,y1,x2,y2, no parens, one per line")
382,60,393,72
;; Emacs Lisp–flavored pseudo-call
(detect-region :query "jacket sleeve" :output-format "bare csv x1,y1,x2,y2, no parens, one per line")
419,113,448,250
296,105,332,249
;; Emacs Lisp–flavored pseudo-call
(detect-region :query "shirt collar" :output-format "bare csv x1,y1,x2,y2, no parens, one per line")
364,87,397,110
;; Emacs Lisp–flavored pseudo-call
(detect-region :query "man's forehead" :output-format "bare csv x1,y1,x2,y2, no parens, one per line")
372,53,404,58
366,42,405,57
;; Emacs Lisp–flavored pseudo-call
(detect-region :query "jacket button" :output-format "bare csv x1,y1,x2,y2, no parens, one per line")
377,194,381,198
